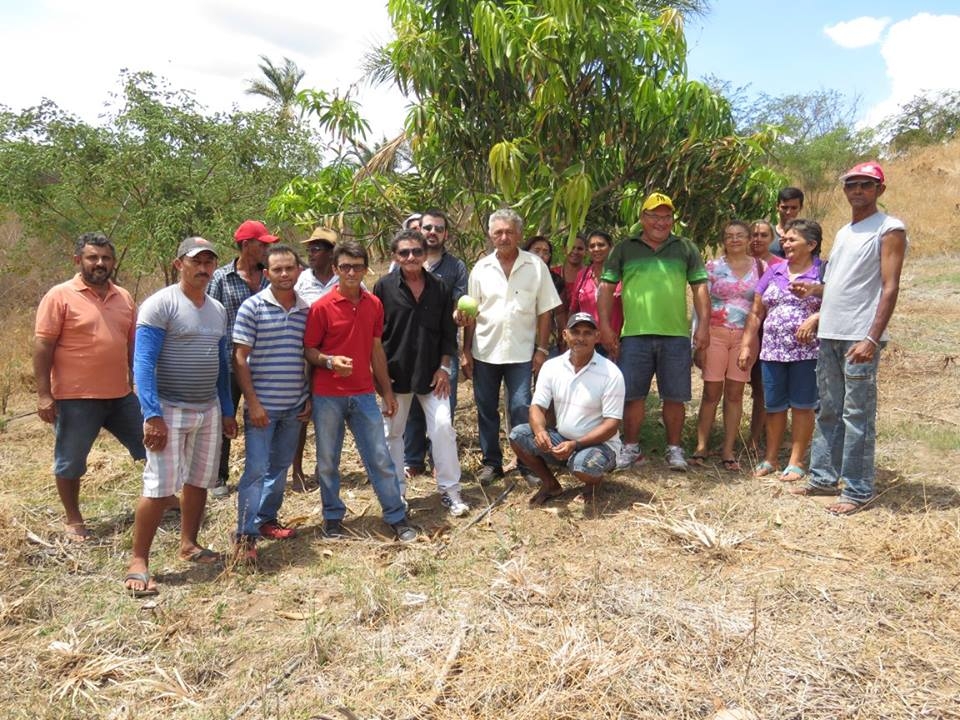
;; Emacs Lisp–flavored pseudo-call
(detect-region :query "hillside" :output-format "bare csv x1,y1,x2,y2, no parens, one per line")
0,142,959,719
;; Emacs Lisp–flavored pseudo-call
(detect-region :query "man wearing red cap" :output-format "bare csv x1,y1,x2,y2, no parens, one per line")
206,220,278,497
790,162,907,515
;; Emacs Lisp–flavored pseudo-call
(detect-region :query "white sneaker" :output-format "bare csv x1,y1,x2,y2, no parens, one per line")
440,489,470,517
616,443,646,470
665,445,688,472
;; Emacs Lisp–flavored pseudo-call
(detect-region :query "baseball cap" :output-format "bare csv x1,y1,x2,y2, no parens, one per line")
403,213,422,229
177,237,219,259
566,312,598,329
840,162,885,184
302,227,338,246
641,192,674,213
233,219,275,242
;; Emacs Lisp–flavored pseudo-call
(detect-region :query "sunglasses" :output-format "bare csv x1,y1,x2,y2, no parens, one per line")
337,263,366,274
844,180,878,191
396,247,425,258
421,224,446,232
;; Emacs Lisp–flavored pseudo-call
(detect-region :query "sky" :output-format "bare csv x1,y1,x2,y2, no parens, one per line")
1,0,958,139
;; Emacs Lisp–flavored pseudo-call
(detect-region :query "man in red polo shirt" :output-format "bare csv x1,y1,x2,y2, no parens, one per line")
34,232,146,541
303,240,418,542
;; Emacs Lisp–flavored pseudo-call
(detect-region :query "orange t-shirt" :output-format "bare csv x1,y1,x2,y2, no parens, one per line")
34,275,137,399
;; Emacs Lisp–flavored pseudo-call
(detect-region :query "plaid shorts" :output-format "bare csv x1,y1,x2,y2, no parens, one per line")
141,401,222,497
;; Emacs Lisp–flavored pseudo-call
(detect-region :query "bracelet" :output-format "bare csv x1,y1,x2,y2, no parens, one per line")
439,365,452,376
535,346,549,355
864,336,880,348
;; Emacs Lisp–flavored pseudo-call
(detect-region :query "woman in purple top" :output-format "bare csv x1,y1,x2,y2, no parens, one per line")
738,219,823,483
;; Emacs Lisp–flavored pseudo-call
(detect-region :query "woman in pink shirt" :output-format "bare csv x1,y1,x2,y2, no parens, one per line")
569,230,622,357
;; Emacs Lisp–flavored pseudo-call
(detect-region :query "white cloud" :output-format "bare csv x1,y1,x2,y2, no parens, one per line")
0,0,407,138
823,15,890,48
862,13,960,127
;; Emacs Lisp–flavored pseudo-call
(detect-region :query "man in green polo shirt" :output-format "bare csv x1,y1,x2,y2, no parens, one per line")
597,192,710,472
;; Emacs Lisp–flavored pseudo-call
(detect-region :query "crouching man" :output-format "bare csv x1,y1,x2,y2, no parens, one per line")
508,312,625,505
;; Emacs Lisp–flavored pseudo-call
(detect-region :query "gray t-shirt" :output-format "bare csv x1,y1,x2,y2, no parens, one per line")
819,212,906,341
137,285,228,405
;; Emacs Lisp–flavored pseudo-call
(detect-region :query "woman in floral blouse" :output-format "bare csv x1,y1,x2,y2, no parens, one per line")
738,219,823,482
691,220,763,470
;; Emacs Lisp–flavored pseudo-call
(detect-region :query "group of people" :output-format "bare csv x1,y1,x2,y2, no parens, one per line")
33,162,906,597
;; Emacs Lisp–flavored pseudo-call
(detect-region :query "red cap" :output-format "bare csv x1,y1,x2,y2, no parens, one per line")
840,162,884,184
233,220,274,242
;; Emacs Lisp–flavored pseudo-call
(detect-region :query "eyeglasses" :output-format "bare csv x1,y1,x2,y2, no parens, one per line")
421,224,445,232
306,243,331,253
844,180,878,191
337,263,367,274
642,212,674,223
396,247,425,258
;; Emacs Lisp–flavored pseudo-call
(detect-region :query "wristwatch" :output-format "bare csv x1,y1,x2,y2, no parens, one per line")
440,365,453,376
325,356,334,370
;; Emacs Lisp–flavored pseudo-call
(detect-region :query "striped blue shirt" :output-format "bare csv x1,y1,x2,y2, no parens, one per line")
233,287,310,412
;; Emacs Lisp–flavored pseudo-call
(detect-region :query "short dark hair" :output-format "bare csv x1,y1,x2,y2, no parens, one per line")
390,229,426,254
783,218,822,255
723,219,751,238
265,243,302,268
332,239,368,267
74,231,116,257
419,208,448,226
778,187,805,205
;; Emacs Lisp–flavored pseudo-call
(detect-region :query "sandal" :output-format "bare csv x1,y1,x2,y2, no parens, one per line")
181,547,224,564
721,458,741,472
753,461,779,478
780,465,806,482
827,496,870,516
124,572,158,598
689,454,707,467
787,484,839,497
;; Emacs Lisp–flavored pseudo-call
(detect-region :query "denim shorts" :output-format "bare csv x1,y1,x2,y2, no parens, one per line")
618,335,692,402
761,359,818,412
509,424,616,477
53,394,146,479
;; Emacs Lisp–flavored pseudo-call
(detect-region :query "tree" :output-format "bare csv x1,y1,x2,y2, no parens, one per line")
245,55,307,124
880,90,960,154
272,0,776,255
0,71,323,284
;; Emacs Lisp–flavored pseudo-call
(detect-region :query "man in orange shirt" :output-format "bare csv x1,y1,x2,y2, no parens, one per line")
34,232,146,542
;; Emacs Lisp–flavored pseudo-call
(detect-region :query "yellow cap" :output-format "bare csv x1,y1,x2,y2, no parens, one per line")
641,192,674,213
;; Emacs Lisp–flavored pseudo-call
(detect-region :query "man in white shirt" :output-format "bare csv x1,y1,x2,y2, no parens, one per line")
460,208,561,485
509,313,625,505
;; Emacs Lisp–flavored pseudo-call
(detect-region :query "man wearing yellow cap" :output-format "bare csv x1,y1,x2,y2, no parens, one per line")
597,192,710,472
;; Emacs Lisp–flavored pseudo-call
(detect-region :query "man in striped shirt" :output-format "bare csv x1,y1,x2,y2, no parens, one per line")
231,245,311,561
125,237,237,597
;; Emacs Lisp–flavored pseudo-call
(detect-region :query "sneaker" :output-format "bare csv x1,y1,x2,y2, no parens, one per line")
211,478,230,498
616,443,646,470
476,465,504,486
391,522,418,543
321,519,345,539
440,490,470,517
665,445,688,472
259,520,297,540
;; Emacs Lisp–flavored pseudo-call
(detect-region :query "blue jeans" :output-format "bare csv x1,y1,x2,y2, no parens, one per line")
809,339,881,504
509,424,616,477
472,359,532,470
236,405,305,539
312,393,406,524
403,354,458,468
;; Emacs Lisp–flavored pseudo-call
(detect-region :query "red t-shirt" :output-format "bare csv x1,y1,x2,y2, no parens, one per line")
304,288,383,396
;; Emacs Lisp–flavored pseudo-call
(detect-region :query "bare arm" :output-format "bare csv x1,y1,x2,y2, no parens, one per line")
597,281,618,351
533,310,552,374
460,322,475,379
737,293,767,371
33,337,58,423
371,338,397,417
848,229,907,363
233,344,268,428
691,282,711,351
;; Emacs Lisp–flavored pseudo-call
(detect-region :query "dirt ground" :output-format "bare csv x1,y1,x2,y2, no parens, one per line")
1,247,958,719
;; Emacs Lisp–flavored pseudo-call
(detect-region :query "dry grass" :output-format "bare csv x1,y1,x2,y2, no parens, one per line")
1,144,960,719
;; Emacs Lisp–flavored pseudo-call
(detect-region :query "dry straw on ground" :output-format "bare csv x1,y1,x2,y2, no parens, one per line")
1,144,959,719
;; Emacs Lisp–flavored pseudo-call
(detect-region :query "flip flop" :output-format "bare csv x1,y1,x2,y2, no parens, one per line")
788,484,839,497
689,454,707,467
721,458,741,472
181,547,224,564
63,523,93,543
124,572,158,598
529,485,564,506
827,497,869,516
780,465,806,482
753,461,779,478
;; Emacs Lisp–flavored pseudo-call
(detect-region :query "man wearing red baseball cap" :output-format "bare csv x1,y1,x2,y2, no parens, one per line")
207,219,278,497
790,161,907,515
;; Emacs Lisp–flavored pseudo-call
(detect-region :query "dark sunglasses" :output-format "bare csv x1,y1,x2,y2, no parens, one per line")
844,180,878,191
421,224,446,232
396,247,425,258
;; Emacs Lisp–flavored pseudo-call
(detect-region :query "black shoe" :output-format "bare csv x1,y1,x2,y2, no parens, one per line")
476,465,504,486
391,522,418,543
322,519,345,539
